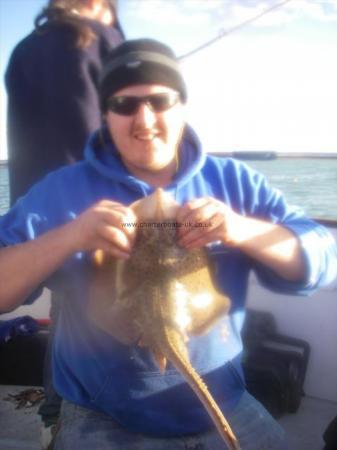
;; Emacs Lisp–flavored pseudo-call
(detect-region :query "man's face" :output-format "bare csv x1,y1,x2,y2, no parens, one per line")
104,84,185,178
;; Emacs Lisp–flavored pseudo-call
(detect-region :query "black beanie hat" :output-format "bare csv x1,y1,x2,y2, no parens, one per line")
99,38,187,111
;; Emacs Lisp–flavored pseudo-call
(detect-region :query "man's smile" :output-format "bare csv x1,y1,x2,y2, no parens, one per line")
133,130,160,142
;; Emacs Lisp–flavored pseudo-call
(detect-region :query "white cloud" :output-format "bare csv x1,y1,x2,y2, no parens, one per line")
123,0,337,27
297,0,337,23
122,0,212,26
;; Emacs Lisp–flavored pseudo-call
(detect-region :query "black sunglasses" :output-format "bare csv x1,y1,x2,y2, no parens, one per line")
107,92,180,116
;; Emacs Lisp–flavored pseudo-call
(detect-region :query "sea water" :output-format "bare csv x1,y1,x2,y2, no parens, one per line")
0,158,336,220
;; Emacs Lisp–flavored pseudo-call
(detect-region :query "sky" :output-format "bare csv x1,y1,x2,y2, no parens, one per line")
1,0,337,160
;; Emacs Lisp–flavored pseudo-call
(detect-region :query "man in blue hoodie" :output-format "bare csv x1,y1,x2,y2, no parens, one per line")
0,39,336,450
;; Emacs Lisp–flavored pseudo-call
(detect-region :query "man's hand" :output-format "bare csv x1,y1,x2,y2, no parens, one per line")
176,197,242,249
68,200,137,259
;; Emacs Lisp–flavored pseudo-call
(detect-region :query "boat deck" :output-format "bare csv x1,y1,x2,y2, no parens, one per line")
0,385,335,450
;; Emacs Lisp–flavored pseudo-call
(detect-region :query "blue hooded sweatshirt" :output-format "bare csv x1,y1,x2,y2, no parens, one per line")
0,125,336,437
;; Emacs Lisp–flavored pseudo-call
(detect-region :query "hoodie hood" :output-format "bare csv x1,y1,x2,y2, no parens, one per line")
84,124,206,195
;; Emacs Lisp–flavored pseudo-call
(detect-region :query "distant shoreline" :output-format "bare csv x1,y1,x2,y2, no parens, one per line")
277,153,337,159
209,152,337,160
2,152,337,166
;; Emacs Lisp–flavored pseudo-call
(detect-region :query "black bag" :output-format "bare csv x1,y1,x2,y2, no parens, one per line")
241,308,310,418
323,414,337,449
0,318,48,386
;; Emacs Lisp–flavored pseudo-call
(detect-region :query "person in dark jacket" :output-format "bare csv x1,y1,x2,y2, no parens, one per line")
5,2,124,448
5,0,124,205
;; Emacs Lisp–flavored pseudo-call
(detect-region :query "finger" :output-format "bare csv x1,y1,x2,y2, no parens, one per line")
178,208,219,242
93,249,105,266
99,224,133,253
181,223,224,249
178,212,225,248
178,224,210,248
178,199,221,236
96,199,129,210
176,198,209,223
97,206,137,241
120,209,138,242
94,242,131,260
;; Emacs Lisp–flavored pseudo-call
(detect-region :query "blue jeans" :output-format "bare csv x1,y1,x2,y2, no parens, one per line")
54,390,291,450
38,292,62,426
